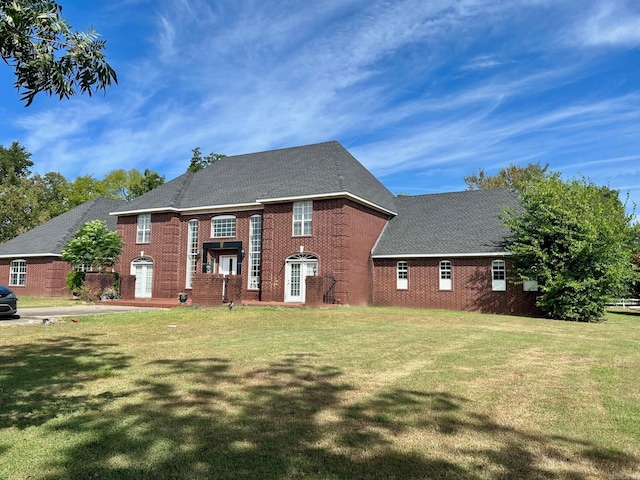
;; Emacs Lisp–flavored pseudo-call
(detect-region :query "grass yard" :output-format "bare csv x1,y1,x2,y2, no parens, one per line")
0,306,638,479
16,296,91,308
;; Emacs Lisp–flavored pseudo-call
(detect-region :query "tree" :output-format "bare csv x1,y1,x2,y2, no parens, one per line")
31,171,70,217
187,147,225,173
0,141,33,184
0,177,42,242
465,162,550,193
0,0,117,106
101,168,165,201
503,174,637,321
61,219,123,269
65,174,106,207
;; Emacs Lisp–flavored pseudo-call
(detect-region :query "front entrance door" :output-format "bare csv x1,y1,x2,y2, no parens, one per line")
218,255,237,275
131,258,153,298
285,254,318,303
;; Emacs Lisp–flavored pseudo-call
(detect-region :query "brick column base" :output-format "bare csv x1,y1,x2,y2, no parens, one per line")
305,276,323,307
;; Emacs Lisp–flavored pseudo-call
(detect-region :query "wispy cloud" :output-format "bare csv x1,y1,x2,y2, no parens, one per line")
572,1,640,47
1,0,639,208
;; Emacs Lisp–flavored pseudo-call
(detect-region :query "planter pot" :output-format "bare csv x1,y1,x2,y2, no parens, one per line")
178,294,188,304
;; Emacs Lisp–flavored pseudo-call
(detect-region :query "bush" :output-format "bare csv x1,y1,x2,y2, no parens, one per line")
76,284,100,303
66,271,85,296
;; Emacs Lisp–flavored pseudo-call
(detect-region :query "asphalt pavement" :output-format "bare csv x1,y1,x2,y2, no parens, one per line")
0,305,161,326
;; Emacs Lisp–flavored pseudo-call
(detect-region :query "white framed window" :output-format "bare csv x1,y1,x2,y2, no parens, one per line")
439,260,452,290
136,214,151,243
492,260,506,291
9,259,26,286
397,261,408,290
211,215,236,238
248,215,262,289
186,219,199,289
293,201,312,236
523,280,539,291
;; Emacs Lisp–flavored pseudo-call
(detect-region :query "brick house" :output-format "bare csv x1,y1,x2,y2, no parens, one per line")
0,197,125,296
111,141,539,315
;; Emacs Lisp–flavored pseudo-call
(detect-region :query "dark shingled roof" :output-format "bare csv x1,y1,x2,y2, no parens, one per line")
372,189,521,257
0,197,126,258
113,141,397,215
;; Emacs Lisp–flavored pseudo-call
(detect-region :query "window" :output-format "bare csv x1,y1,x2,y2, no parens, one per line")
492,260,506,291
211,215,236,238
137,214,151,243
439,260,452,290
9,259,26,286
185,219,199,289
523,280,538,291
292,201,312,236
397,261,408,290
248,215,262,289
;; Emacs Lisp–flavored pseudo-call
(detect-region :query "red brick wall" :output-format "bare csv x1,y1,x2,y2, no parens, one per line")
114,199,389,305
372,257,540,316
115,210,263,300
116,212,184,298
260,199,388,305
0,257,72,297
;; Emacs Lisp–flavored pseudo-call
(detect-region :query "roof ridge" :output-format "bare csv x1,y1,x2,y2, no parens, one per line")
172,171,196,208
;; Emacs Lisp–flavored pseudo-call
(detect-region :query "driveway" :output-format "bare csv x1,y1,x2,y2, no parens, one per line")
0,305,162,326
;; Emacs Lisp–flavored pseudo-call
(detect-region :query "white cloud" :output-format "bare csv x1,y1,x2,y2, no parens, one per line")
574,1,640,47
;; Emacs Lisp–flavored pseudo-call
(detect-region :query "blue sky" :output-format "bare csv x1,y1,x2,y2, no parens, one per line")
1,0,639,210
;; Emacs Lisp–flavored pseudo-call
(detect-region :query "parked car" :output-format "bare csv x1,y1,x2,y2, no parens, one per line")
0,285,18,317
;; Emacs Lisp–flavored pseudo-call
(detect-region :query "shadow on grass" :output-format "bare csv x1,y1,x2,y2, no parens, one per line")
0,334,132,429
2,344,638,479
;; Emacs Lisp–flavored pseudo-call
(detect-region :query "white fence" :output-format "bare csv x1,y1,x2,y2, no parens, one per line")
606,298,640,308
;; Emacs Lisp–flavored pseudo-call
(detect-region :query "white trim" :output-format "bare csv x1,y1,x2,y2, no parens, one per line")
109,192,396,217
110,203,263,216
372,252,511,259
257,192,397,216
180,204,263,215
0,253,61,259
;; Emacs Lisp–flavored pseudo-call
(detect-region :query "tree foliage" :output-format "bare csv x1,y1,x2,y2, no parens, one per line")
503,174,637,321
465,162,550,193
61,219,123,268
101,168,165,201
0,141,164,244
0,140,33,184
187,147,225,173
0,0,117,106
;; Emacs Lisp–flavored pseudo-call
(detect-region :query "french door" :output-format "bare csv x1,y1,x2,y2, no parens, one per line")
285,255,318,303
132,258,153,298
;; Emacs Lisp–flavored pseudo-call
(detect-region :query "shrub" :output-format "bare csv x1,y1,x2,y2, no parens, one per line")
66,271,85,296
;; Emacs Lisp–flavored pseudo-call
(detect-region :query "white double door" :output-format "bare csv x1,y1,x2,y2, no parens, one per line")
218,255,237,275
132,258,153,298
285,259,318,303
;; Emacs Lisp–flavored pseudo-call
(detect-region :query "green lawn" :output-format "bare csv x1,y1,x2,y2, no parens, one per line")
1,306,638,479
16,295,91,308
